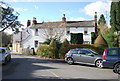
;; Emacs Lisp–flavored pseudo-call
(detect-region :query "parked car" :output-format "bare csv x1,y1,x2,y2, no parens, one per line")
102,47,120,74
0,47,11,65
65,48,103,68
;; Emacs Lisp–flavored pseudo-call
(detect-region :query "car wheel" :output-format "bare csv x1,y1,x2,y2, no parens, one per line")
95,60,103,68
113,63,120,74
67,58,74,65
3,58,7,65
8,57,11,62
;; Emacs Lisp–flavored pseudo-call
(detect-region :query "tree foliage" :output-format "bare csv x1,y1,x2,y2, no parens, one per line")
98,14,106,25
59,39,70,59
103,30,118,48
0,1,22,32
49,39,58,59
110,2,120,31
0,32,12,47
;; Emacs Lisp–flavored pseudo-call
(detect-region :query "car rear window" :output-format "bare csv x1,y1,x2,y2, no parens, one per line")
107,49,118,56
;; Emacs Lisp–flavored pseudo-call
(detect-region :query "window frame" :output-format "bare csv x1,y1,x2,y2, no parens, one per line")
35,29,38,36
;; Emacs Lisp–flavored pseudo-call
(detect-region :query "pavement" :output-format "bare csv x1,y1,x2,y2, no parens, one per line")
2,53,120,81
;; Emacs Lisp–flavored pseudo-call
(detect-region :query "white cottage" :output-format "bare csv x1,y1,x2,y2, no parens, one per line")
13,14,97,52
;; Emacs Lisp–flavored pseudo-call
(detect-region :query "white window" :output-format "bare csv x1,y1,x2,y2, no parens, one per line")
35,41,38,47
84,28,88,35
35,29,38,36
66,27,70,35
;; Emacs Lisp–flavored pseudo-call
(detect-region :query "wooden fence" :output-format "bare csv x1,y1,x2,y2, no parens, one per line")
22,48,36,55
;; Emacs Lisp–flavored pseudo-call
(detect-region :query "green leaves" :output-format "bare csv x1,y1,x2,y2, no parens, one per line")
98,14,106,25
110,2,120,31
0,1,22,32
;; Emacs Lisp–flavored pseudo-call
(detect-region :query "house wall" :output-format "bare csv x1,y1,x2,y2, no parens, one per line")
15,26,95,51
70,27,95,44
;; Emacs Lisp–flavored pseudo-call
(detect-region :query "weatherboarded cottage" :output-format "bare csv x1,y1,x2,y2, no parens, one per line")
12,13,97,52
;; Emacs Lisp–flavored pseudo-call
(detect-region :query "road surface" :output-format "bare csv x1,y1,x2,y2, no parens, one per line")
2,53,120,81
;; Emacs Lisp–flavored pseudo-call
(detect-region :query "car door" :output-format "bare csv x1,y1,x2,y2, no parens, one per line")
78,49,96,64
71,50,81,62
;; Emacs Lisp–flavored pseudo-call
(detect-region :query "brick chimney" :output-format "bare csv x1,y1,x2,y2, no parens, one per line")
62,14,66,23
32,17,37,25
27,20,31,27
94,12,98,37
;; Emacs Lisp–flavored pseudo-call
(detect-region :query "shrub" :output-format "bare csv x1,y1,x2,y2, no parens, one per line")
69,44,106,55
91,32,96,44
37,45,52,58
103,30,118,48
43,39,51,45
59,39,70,59
49,39,58,59
70,33,83,44
94,34,108,47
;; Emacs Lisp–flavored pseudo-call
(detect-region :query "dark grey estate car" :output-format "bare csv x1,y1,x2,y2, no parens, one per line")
65,48,102,68
102,48,120,74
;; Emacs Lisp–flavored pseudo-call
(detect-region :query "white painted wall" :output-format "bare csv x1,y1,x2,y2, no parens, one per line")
20,26,95,50
70,27,95,44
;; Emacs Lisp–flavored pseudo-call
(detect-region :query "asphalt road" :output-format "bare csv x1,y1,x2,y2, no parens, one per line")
2,53,120,81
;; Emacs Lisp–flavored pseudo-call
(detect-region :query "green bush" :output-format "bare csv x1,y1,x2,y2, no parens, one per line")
103,30,118,48
91,32,96,44
70,33,83,44
59,39,70,59
37,45,52,58
69,44,106,55
43,39,52,45
49,39,58,59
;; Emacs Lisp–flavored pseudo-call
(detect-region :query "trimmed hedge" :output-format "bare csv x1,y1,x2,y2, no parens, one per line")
69,44,106,55
37,41,107,59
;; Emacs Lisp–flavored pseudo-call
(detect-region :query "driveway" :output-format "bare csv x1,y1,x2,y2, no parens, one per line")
2,53,119,81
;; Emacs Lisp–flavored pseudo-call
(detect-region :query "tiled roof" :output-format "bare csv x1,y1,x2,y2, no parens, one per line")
30,20,95,28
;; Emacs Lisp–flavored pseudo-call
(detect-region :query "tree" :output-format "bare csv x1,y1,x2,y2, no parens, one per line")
59,39,70,59
40,22,66,42
98,14,106,25
0,1,22,32
110,2,120,31
0,32,12,47
103,29,118,48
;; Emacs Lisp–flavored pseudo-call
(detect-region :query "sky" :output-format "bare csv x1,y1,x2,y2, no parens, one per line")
2,0,111,33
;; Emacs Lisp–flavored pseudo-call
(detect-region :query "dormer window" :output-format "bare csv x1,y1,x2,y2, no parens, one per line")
35,29,38,36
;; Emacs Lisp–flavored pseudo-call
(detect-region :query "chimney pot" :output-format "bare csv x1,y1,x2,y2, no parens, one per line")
62,14,66,23
27,20,31,27
32,17,37,25
94,12,97,23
